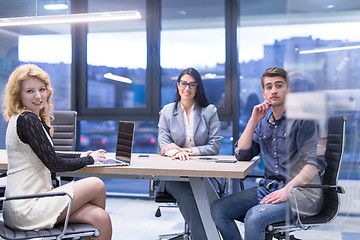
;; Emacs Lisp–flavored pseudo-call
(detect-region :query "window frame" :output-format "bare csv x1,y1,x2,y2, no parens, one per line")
71,0,238,146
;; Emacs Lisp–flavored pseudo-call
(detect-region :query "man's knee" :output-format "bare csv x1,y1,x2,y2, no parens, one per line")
211,199,225,223
244,208,267,230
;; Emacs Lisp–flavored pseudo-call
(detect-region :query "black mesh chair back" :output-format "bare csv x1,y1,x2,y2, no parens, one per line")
300,115,346,225
267,115,347,239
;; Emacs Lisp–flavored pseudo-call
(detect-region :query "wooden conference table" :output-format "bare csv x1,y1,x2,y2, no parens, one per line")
0,150,259,240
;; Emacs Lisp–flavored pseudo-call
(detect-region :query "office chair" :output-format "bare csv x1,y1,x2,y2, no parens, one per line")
0,111,99,239
154,191,191,240
51,111,77,152
0,192,100,240
153,177,228,240
51,111,77,186
265,115,347,240
0,111,77,201
235,115,347,240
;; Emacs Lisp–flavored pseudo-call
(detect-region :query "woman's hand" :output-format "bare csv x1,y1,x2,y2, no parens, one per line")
172,151,192,161
80,150,93,157
88,149,107,163
161,143,181,154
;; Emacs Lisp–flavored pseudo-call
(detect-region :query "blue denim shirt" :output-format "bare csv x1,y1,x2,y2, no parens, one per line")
235,112,326,185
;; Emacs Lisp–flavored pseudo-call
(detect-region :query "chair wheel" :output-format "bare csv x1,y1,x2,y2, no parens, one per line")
155,207,162,217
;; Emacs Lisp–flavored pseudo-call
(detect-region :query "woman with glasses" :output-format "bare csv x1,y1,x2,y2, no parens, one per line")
157,67,222,240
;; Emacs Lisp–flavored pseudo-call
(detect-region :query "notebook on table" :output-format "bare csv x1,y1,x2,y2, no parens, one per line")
88,121,135,167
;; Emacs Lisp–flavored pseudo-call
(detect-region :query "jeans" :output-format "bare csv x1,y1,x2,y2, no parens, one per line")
244,201,293,240
211,187,294,240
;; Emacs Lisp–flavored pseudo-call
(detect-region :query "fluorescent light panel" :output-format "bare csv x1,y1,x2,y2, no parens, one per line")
170,74,225,80
299,45,360,54
104,73,132,84
44,4,68,10
0,10,141,27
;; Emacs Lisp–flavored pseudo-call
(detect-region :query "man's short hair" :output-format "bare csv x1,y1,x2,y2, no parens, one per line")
261,67,289,89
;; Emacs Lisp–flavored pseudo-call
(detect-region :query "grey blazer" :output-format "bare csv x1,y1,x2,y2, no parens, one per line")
158,102,222,154
156,102,223,193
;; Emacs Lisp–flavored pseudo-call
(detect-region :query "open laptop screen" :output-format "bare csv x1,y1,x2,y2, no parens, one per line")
115,121,135,163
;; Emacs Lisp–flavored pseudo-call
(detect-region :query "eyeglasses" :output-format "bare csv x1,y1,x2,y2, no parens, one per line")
178,80,198,90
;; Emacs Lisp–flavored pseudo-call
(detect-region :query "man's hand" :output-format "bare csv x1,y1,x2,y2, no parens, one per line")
251,100,272,124
260,186,291,204
237,100,272,150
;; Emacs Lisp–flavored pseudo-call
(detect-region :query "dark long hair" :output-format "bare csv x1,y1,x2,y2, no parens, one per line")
175,67,210,108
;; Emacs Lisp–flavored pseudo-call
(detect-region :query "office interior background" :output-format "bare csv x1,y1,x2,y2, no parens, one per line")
0,0,359,236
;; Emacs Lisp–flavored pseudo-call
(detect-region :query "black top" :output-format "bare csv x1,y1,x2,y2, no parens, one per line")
16,111,94,172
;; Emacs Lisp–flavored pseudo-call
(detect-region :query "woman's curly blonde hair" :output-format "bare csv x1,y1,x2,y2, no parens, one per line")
2,64,54,127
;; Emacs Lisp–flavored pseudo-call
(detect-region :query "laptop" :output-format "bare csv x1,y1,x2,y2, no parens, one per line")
88,121,135,167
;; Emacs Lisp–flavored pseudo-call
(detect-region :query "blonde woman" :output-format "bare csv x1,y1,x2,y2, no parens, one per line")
2,64,112,240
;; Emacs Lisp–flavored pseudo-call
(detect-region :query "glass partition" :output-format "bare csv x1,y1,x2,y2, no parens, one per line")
238,0,360,237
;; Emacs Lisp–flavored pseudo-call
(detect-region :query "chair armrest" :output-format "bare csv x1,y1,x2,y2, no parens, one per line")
1,191,73,239
289,183,345,229
1,191,68,201
294,184,345,194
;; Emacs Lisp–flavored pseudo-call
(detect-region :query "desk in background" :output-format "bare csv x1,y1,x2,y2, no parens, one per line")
0,150,259,240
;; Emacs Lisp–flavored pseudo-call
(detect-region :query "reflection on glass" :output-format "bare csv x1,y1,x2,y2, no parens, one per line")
78,120,158,154
87,0,146,108
0,26,72,112
160,0,225,107
79,119,233,155
0,14,71,146
219,121,233,155
238,0,360,235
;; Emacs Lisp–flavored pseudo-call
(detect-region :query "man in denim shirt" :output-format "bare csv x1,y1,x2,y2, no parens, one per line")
211,67,326,240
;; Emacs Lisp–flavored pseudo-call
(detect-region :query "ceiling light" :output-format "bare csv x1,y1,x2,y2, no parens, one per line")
44,3,68,10
299,45,360,54
104,73,132,84
170,74,224,80
0,10,141,27
204,73,217,79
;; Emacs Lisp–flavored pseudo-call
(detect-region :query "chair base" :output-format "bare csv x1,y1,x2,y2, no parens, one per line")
159,232,190,240
0,222,99,240
270,234,301,240
155,192,190,240
266,231,301,240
